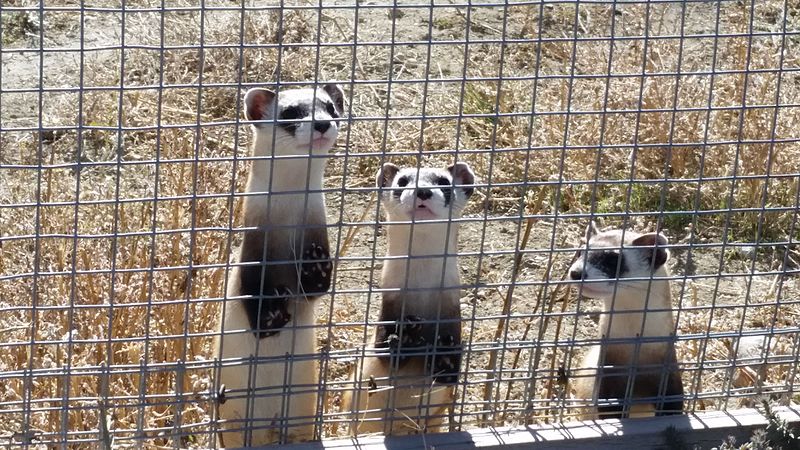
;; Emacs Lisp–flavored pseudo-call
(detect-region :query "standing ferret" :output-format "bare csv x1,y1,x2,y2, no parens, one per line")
343,162,475,435
568,222,684,420
215,84,344,447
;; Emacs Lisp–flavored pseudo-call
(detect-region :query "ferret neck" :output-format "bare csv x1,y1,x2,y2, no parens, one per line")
242,128,327,228
600,268,674,339
382,220,460,290
247,128,326,193
607,267,671,306
385,221,459,257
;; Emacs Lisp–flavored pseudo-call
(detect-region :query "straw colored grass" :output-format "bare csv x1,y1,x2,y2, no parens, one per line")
1,0,798,447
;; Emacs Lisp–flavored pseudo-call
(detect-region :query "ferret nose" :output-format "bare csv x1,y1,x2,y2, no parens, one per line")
416,188,433,200
313,121,331,133
569,269,584,281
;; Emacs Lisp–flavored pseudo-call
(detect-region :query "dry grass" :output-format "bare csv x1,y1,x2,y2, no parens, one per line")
1,0,799,447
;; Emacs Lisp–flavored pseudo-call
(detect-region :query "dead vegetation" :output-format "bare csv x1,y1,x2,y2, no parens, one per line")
0,0,798,447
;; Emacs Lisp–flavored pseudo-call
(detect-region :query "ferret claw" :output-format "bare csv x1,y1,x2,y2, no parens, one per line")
217,384,227,405
251,286,292,338
300,242,332,295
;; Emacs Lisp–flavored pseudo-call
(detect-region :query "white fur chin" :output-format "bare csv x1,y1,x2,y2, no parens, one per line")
293,125,338,154
288,137,335,154
408,207,440,221
574,283,613,299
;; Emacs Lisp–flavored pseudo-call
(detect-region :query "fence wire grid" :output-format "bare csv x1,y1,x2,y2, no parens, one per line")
1,0,799,447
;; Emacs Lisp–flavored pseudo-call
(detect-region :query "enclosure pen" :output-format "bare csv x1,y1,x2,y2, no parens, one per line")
1,0,799,448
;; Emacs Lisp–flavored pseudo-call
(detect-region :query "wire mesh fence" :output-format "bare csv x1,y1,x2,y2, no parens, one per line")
1,0,799,447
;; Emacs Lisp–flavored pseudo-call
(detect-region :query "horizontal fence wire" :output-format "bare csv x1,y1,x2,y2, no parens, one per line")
1,0,799,447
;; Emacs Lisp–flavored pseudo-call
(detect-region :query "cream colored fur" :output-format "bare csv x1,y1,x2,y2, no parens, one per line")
572,277,673,419
344,221,461,435
343,162,474,435
216,296,318,447
215,155,326,447
214,85,340,447
570,227,680,420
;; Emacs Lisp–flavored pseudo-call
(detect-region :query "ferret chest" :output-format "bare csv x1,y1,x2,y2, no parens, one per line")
598,281,674,340
599,309,674,340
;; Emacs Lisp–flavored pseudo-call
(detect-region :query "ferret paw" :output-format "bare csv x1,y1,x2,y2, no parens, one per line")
431,335,462,384
383,316,426,350
399,315,426,347
254,287,292,338
381,316,429,365
300,243,332,295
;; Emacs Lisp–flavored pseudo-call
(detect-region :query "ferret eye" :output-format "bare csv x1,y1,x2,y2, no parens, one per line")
278,106,303,130
436,177,451,186
397,177,409,187
601,251,621,273
279,106,302,121
325,102,338,117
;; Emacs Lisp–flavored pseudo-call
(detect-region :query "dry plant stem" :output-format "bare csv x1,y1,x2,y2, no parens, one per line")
524,242,574,425
452,5,503,36
98,363,112,450
493,187,549,421
542,271,573,421
336,193,376,259
481,216,535,423
500,254,557,421
318,195,374,431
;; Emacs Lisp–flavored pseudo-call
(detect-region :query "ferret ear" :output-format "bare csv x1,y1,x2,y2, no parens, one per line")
448,162,475,198
244,88,276,123
322,84,345,116
376,163,400,189
631,232,670,269
585,221,600,241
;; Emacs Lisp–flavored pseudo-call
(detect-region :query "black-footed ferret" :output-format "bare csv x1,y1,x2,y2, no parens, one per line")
569,222,684,420
343,162,475,435
215,84,344,447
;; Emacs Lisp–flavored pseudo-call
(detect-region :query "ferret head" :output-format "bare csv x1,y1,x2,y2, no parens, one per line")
243,84,345,154
568,222,670,300
376,162,475,221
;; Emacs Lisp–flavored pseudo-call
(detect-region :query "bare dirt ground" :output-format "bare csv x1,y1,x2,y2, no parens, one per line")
1,0,799,447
